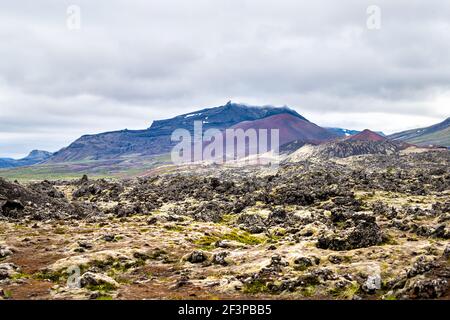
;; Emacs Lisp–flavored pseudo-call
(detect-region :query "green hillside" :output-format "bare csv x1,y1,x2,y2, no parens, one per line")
407,126,450,147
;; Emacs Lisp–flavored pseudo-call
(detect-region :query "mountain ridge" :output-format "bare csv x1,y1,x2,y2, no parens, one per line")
0,150,53,169
389,117,450,147
48,102,310,162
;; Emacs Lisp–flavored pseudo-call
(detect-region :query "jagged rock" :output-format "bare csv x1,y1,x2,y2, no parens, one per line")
80,175,89,184
267,208,288,225
78,241,93,250
407,256,437,278
190,200,231,223
0,263,20,280
293,257,315,270
212,252,229,266
186,251,209,264
328,255,344,264
1,200,24,217
102,234,116,242
361,274,381,294
317,220,383,251
444,246,450,259
28,181,65,199
0,245,14,259
237,214,266,234
297,268,337,287
405,278,448,299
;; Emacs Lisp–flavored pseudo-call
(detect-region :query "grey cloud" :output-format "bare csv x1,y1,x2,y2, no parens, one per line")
0,0,449,157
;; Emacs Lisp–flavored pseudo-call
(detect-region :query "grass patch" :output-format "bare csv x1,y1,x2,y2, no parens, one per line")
86,282,117,292
242,280,269,294
381,234,399,246
163,225,184,232
329,283,359,299
11,272,32,280
33,269,66,282
54,227,66,235
300,285,316,297
1,290,13,299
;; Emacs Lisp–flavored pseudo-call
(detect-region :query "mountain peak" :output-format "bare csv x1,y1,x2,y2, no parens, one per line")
23,150,53,161
346,129,387,142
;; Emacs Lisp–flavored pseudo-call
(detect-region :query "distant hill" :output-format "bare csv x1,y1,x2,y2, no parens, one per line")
48,102,312,162
0,150,53,169
326,127,385,138
325,128,360,137
346,129,387,142
389,117,450,147
232,113,338,147
287,130,409,161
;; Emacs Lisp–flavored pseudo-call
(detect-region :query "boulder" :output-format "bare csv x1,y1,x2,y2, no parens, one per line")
0,263,20,280
237,214,266,234
406,278,448,299
212,252,229,266
317,220,383,251
407,256,437,278
80,272,119,289
0,245,15,259
185,250,210,264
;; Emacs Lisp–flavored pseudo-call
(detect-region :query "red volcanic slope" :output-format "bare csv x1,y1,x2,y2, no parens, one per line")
346,129,387,142
231,113,338,146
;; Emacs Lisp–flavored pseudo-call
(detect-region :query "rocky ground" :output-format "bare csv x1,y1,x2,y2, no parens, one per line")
0,151,449,300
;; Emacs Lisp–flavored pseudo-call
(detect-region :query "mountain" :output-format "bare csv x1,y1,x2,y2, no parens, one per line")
389,117,450,147
0,158,16,168
232,113,338,147
0,150,53,169
325,128,360,137
327,127,386,138
23,150,53,162
49,102,309,162
346,129,387,142
149,101,306,135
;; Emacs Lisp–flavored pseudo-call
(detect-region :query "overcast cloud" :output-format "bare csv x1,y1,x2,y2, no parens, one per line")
1,0,450,158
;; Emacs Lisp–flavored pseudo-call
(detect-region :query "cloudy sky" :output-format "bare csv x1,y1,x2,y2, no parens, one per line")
1,0,450,158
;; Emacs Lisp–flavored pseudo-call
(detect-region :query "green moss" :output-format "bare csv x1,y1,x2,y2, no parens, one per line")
224,230,263,245
147,249,167,260
164,225,184,232
329,283,359,299
11,272,31,280
96,295,113,300
381,234,399,246
300,285,316,297
33,269,66,282
2,290,12,299
220,214,236,225
242,280,269,294
86,282,117,292
90,258,116,270
54,227,66,234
